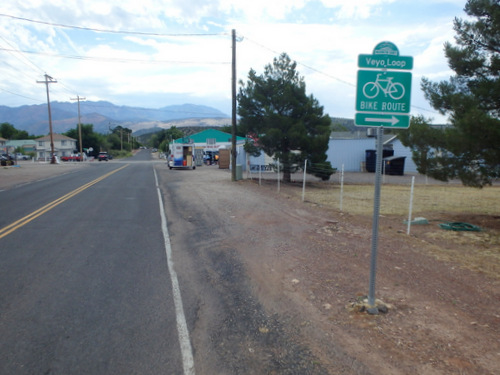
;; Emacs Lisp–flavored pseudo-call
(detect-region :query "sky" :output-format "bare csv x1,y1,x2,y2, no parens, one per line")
0,0,468,125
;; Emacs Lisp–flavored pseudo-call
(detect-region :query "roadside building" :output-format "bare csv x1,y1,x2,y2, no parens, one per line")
170,129,246,167
326,131,418,174
35,134,77,160
5,139,36,155
0,137,6,153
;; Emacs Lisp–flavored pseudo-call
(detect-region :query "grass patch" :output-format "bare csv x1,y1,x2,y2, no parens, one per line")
298,182,499,217
281,180,500,279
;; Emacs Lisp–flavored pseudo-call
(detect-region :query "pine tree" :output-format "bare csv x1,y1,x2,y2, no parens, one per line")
416,0,500,187
237,53,335,182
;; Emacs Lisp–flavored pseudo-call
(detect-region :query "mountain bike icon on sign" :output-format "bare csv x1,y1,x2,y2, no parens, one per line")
362,73,405,100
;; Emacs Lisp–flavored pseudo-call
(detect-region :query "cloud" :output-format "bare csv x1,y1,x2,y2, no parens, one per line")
0,0,466,125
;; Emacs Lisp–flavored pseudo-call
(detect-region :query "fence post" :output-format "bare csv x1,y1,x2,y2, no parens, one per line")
277,158,280,193
407,176,415,235
301,159,307,202
340,164,344,211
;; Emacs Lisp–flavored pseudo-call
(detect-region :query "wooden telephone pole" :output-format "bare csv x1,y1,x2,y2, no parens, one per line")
71,95,86,161
231,29,237,181
37,74,57,164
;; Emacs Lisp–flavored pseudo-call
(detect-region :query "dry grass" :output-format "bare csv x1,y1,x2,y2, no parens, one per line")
298,182,500,217
278,180,500,279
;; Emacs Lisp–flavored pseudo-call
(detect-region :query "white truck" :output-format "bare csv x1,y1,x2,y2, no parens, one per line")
168,143,196,170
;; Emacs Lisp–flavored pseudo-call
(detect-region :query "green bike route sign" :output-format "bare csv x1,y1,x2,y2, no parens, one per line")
355,41,413,128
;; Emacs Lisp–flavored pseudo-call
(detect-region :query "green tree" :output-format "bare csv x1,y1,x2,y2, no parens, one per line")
416,0,500,187
108,125,133,151
237,53,335,182
64,124,105,156
12,130,30,140
397,116,449,176
152,126,185,152
0,123,17,139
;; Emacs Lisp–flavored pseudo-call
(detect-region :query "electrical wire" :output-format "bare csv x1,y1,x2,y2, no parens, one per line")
0,36,44,75
0,47,230,65
0,13,442,119
0,13,229,37
0,87,40,103
241,34,355,87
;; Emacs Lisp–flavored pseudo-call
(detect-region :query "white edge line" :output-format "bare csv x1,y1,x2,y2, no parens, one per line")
154,169,195,375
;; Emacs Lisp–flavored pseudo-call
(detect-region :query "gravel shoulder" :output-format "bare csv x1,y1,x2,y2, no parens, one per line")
162,166,499,374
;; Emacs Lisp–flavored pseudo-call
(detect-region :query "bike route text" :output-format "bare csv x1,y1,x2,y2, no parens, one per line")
359,101,408,112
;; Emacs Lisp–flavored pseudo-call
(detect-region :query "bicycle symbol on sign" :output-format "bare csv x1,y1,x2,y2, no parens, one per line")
362,73,405,100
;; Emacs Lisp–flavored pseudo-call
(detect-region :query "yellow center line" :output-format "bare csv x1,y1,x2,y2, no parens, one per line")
0,164,129,240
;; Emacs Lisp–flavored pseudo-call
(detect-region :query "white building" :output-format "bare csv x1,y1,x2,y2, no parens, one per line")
35,134,77,160
326,132,418,174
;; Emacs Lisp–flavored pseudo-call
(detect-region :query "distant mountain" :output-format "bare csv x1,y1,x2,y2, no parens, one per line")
0,101,229,135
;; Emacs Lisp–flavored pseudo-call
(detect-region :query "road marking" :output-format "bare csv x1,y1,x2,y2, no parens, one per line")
154,169,195,375
0,165,129,240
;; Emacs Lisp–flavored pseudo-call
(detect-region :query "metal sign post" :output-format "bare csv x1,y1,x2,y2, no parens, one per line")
355,41,413,309
368,126,384,307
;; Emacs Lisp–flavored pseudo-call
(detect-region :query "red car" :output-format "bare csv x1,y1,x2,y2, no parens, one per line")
61,155,82,162
98,152,109,161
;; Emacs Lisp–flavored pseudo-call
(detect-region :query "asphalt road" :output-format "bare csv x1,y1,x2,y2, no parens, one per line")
0,150,186,374
1,151,331,374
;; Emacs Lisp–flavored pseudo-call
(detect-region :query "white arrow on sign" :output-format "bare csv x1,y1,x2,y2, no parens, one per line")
365,116,400,126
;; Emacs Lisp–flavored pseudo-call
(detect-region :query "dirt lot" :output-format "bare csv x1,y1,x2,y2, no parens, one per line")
234,173,500,374
3,161,499,374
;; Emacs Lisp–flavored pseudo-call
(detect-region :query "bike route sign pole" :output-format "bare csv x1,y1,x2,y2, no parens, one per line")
355,41,413,309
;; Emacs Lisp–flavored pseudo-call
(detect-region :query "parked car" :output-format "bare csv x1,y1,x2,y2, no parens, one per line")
1,153,14,161
98,152,109,161
15,153,30,160
61,155,78,162
1,153,14,165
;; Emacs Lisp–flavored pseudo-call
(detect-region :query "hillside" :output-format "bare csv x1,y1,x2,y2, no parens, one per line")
0,101,229,136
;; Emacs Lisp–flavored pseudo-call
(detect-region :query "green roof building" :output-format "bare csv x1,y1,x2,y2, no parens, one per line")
173,129,246,149
5,139,37,152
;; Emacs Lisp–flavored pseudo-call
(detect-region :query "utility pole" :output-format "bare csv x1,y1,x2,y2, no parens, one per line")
231,29,237,182
71,95,86,161
37,74,57,164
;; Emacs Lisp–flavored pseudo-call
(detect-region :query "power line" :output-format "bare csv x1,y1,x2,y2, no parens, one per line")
0,47,230,65
241,35,355,87
0,36,44,75
0,87,41,102
0,13,228,37
241,34,441,116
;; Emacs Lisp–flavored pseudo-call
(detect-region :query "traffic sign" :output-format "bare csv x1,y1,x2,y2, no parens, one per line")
358,41,413,70
356,70,412,114
355,113,410,128
355,41,413,129
358,54,413,70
